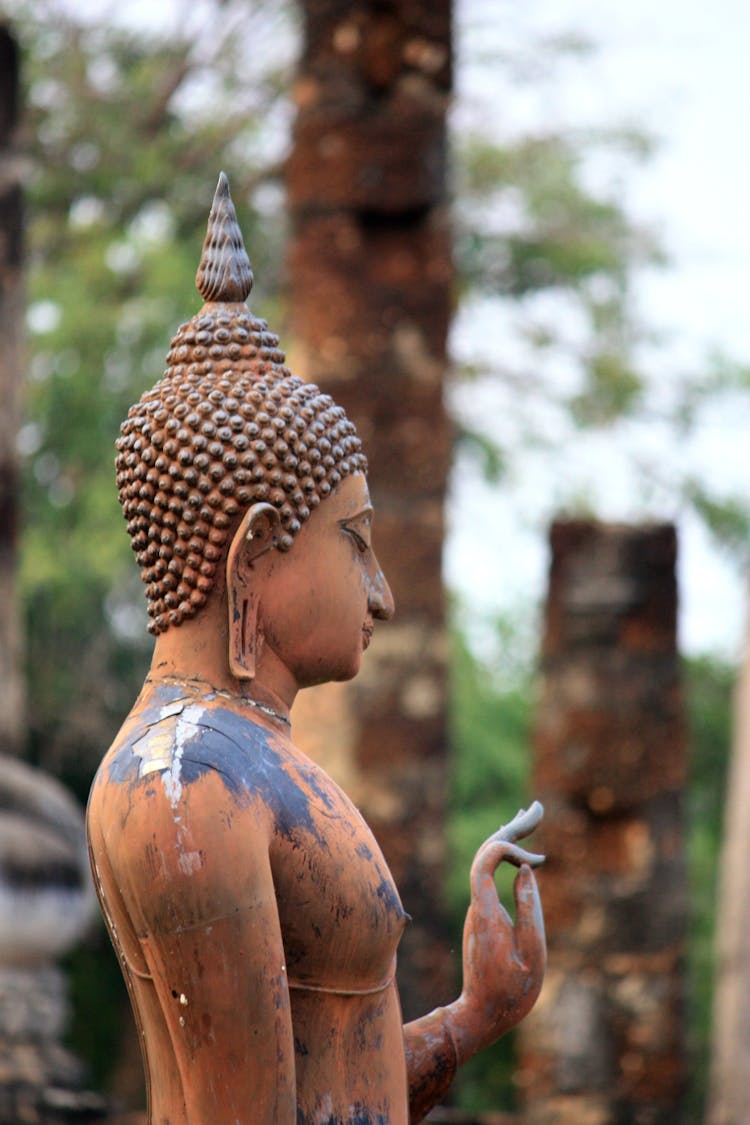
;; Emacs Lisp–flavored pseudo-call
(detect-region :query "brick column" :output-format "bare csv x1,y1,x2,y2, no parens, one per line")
518,519,687,1124
286,0,454,1019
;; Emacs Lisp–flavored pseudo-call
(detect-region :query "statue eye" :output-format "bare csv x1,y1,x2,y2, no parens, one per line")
344,525,369,554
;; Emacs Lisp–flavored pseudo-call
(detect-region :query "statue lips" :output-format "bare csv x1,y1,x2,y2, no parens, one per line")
362,621,374,651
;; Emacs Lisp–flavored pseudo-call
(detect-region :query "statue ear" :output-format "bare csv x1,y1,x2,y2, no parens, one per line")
226,503,281,680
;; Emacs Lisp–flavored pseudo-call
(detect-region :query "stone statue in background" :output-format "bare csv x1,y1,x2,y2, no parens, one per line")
86,174,546,1124
0,754,101,1121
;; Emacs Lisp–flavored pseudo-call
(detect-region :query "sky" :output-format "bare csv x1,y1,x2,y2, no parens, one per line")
446,0,750,660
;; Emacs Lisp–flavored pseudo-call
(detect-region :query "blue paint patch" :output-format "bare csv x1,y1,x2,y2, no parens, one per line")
105,684,329,849
106,738,143,787
374,872,403,916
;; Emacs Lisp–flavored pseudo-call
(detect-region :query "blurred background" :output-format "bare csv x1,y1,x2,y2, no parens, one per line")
0,0,748,1121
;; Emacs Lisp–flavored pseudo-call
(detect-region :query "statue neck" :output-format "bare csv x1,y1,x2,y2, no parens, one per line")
148,603,296,724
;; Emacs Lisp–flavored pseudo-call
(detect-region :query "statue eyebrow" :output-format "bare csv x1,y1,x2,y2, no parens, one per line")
338,506,373,527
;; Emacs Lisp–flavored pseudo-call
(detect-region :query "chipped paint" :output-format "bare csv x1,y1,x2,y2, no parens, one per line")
162,703,205,810
132,698,188,777
133,725,176,777
177,850,203,876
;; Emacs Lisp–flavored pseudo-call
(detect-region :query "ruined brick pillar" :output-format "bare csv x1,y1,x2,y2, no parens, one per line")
0,24,25,759
286,0,453,1019
517,520,687,1125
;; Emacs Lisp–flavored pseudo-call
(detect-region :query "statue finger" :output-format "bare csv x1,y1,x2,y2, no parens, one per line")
496,800,544,845
470,838,545,892
505,843,545,868
512,864,546,975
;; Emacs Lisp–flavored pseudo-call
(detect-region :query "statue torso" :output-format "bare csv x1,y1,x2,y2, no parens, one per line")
87,678,410,1124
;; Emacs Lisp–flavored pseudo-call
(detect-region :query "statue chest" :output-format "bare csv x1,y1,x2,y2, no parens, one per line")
268,755,410,996
113,692,409,996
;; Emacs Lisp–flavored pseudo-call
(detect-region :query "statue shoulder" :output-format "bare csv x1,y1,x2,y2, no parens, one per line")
89,684,336,858
87,696,284,932
95,692,285,795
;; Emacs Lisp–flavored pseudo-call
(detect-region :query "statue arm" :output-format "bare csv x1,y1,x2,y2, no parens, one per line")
403,805,546,1123
99,774,297,1123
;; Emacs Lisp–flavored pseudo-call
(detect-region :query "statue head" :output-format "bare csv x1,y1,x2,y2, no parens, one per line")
115,173,368,639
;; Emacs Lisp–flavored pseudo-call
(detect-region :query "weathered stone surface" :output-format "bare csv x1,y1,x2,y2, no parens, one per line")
287,106,448,212
287,212,452,389
517,520,687,1124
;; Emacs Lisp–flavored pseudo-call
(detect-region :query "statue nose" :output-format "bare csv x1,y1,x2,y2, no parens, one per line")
369,571,395,621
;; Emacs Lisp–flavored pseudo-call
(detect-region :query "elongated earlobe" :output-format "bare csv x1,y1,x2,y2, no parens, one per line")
229,590,259,680
225,503,280,681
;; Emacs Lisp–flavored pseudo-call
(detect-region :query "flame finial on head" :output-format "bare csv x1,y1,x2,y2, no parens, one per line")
195,171,254,303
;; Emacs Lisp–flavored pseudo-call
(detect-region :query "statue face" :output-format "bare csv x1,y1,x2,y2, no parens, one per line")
257,472,394,689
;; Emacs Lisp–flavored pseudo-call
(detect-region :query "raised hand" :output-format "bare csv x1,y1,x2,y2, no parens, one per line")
449,801,546,1060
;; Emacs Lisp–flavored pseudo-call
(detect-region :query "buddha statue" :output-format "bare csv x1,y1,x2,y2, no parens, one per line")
86,173,546,1124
